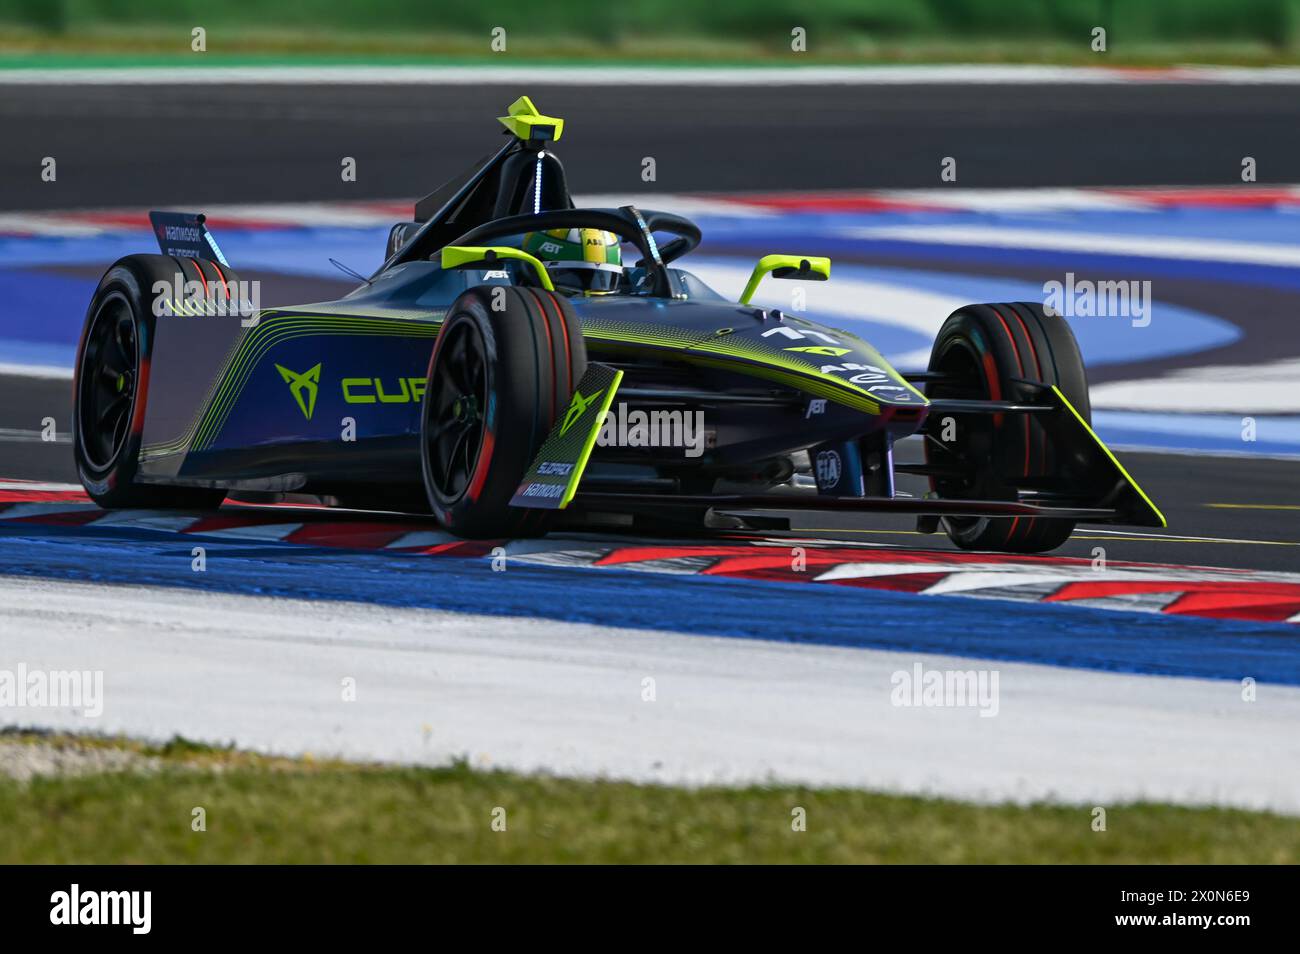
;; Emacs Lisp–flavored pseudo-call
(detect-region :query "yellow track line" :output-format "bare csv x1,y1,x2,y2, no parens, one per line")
1206,503,1300,511
795,526,1299,547
797,527,924,536
1072,535,1299,547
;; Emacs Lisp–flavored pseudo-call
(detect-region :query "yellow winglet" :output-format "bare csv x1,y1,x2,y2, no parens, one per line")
1052,385,1167,528
441,246,554,291
498,95,565,142
739,254,831,305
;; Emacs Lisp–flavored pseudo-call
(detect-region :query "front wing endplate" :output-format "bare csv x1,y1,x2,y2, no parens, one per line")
510,363,623,510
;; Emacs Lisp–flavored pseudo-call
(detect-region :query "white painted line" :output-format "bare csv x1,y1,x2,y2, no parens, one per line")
190,522,303,541
89,512,202,533
876,187,1153,212
201,202,409,227
1080,527,1300,548
1101,443,1300,462
922,571,1123,597
0,427,70,444
0,502,95,520
7,64,1300,86
0,213,106,236
1091,358,1300,414
384,530,459,549
848,223,1300,267
0,480,82,491
575,192,773,219
0,362,72,380
816,558,1300,584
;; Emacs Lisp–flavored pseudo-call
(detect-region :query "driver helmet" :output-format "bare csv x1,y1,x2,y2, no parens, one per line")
520,228,622,293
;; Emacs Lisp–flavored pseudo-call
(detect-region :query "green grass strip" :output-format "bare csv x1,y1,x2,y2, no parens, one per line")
1,733,1296,863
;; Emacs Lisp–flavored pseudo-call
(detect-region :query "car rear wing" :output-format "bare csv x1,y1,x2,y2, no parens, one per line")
149,211,230,266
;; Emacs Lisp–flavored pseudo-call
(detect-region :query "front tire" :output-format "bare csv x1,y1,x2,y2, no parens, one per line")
420,285,586,538
925,301,1089,554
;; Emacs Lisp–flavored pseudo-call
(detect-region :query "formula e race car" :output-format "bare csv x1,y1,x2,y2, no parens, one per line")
73,96,1164,553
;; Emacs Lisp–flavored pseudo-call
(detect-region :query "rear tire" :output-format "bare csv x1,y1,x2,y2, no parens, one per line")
925,301,1089,554
420,286,586,538
73,255,228,511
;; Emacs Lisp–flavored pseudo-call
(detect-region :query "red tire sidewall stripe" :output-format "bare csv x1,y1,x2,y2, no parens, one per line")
185,257,209,299
1007,304,1048,535
980,349,1001,405
210,260,231,299
989,306,1029,544
466,428,494,502
534,289,556,425
547,290,573,397
989,306,1030,479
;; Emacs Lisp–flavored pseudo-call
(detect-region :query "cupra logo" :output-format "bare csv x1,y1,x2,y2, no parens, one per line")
559,387,604,436
275,363,321,420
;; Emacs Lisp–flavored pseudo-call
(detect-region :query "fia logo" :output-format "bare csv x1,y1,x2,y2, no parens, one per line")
815,449,842,488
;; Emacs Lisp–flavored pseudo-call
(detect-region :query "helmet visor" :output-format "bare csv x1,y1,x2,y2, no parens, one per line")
545,261,623,293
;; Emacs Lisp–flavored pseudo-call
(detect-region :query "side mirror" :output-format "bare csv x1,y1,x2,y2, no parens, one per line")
739,254,831,305
440,246,554,291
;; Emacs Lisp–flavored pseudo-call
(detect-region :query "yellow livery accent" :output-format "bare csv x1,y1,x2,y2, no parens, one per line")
497,95,565,142
1052,385,1167,528
441,245,555,291
739,254,831,305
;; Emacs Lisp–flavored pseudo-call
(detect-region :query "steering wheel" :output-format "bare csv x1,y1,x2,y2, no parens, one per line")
445,207,701,297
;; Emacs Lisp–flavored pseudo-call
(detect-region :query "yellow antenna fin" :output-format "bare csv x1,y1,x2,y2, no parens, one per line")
498,95,565,142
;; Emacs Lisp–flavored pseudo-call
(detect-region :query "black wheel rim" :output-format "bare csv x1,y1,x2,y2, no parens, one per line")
425,319,488,501
78,292,138,471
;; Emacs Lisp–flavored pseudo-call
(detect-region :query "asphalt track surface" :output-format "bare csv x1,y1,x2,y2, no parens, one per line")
3,82,1300,210
0,80,1296,571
